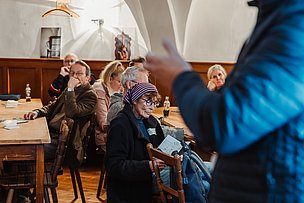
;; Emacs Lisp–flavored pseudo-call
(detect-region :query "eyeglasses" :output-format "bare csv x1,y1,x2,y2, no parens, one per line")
70,72,85,77
140,98,158,107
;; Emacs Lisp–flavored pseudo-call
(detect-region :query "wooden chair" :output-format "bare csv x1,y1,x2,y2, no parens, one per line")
147,143,185,203
68,114,96,203
96,124,109,202
96,150,106,202
0,119,74,203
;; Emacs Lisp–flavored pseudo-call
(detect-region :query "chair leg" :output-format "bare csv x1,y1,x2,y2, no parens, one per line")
97,172,107,202
74,168,86,203
6,189,14,203
96,169,104,198
50,188,58,203
96,153,105,198
44,187,50,203
69,167,78,201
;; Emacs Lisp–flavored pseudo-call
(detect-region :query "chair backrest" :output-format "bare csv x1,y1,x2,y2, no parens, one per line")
82,113,96,161
51,118,74,181
147,143,185,203
66,113,95,167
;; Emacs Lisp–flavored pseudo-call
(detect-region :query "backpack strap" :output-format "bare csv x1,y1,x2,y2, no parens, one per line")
190,151,212,182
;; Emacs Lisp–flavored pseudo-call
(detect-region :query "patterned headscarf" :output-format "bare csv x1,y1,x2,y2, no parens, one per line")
123,82,158,104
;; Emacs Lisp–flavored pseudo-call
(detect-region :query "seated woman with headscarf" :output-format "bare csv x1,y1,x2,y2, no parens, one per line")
105,83,165,202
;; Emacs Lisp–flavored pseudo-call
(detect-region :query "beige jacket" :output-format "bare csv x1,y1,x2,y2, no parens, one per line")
93,81,110,147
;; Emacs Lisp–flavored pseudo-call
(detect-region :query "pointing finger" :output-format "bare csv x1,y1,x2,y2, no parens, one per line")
162,38,179,56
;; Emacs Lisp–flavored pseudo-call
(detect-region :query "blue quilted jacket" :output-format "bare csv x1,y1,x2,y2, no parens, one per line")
173,1,304,202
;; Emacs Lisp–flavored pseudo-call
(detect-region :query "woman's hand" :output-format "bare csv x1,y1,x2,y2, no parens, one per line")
149,159,166,172
207,81,216,91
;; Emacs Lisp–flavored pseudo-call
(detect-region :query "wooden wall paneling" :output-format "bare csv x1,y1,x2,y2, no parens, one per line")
83,60,129,83
0,58,235,106
151,73,176,105
9,67,39,99
0,67,2,94
85,60,129,72
42,68,62,104
91,70,100,80
4,66,9,94
0,66,7,94
37,67,43,102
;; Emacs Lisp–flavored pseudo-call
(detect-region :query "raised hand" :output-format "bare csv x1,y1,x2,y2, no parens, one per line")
207,81,216,91
144,38,192,88
60,66,70,77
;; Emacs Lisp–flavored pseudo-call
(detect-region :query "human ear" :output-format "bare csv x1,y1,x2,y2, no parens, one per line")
126,80,132,89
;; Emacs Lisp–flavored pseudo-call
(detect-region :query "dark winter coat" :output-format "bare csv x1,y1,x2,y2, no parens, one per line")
105,103,164,203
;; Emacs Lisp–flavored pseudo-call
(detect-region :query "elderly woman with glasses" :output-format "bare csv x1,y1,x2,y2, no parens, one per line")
105,82,165,202
93,61,125,151
206,64,227,91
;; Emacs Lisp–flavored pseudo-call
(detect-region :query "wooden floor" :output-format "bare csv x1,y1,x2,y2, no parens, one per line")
57,166,102,203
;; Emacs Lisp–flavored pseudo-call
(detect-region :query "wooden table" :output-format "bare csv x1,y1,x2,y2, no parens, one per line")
152,107,213,161
152,106,193,138
0,99,51,203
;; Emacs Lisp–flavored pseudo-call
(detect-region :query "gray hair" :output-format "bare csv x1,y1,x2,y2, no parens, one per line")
121,66,149,88
64,53,79,61
207,64,227,80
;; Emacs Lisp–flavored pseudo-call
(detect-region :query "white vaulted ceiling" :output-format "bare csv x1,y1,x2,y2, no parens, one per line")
0,0,257,61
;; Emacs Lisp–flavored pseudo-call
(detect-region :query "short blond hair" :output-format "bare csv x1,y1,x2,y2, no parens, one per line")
207,64,227,80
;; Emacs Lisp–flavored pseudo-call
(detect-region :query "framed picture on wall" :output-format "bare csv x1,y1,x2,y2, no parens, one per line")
40,27,62,58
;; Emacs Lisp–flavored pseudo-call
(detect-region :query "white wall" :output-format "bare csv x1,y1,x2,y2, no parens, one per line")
0,0,146,60
183,0,257,61
0,0,257,61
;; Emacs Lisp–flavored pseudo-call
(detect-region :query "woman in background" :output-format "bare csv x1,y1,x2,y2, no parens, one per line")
206,64,227,91
93,61,125,151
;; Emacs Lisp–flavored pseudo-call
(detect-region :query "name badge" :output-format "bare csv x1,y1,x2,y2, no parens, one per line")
147,128,156,136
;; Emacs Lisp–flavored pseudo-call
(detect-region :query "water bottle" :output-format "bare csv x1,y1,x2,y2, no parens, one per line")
163,96,170,117
25,83,31,102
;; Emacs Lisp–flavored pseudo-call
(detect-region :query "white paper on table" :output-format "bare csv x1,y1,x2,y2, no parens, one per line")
157,135,182,155
5,100,18,108
4,126,20,130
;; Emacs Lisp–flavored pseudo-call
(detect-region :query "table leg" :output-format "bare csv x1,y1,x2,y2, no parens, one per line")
36,145,44,203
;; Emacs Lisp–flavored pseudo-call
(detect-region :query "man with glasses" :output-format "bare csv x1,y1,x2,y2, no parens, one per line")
24,60,98,162
48,53,96,98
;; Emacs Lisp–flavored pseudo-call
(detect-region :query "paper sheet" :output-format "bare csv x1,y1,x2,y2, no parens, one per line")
157,135,182,155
